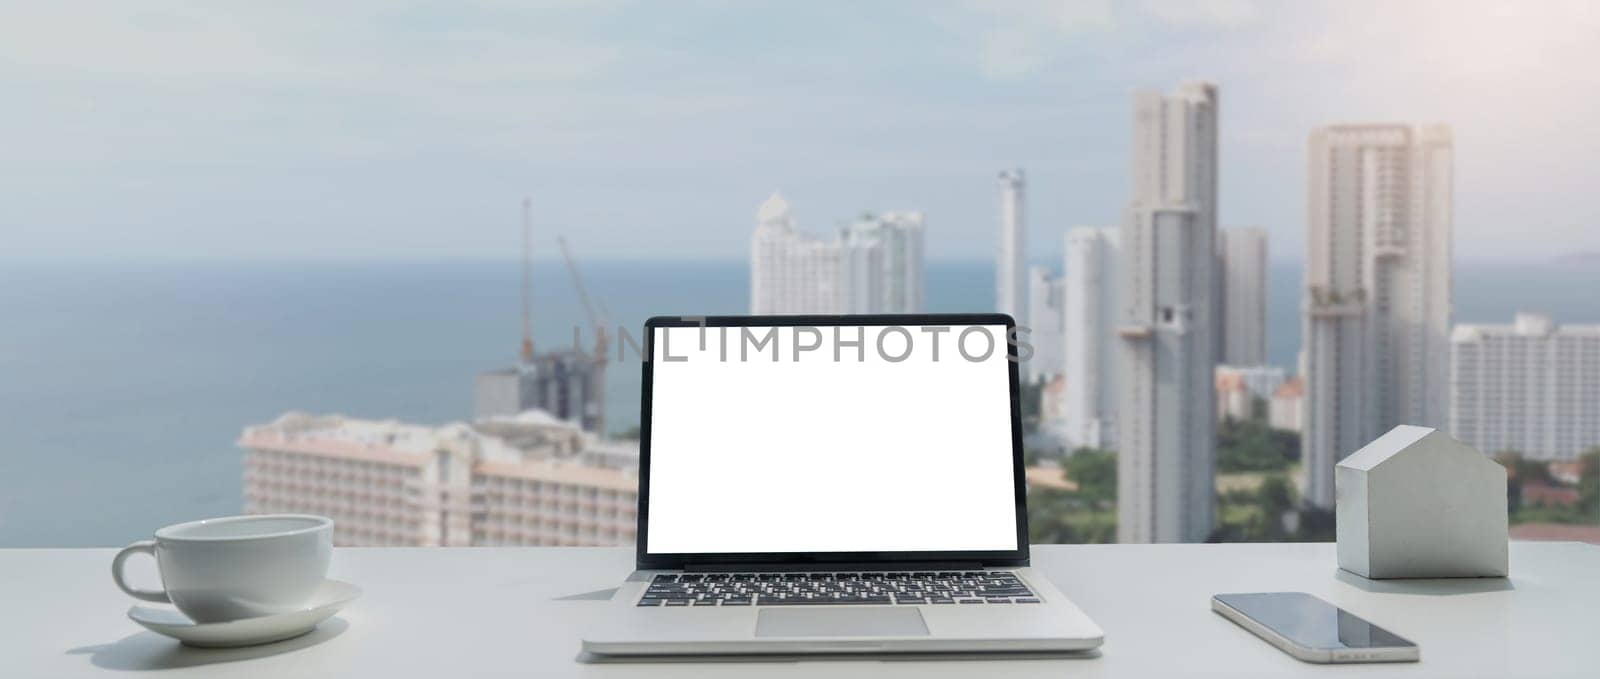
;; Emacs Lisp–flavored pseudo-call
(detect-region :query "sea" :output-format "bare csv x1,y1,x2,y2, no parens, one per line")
3,256,1597,547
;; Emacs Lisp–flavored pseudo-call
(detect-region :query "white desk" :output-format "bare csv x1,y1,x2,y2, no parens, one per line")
5,543,1595,677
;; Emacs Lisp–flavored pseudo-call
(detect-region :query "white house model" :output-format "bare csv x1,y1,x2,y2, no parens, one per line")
1336,425,1509,579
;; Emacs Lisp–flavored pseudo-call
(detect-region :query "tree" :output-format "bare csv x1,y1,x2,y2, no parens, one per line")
1578,449,1599,520
1025,447,1118,545
1065,448,1116,505
1256,474,1293,517
1025,486,1116,544
1216,416,1298,472
1495,450,1550,513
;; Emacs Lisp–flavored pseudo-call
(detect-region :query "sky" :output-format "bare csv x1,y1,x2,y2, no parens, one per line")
3,0,1598,262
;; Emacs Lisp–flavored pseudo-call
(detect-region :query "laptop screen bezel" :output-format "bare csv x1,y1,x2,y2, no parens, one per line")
635,313,1030,570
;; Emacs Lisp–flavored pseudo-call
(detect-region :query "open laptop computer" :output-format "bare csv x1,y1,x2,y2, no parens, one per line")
582,314,1104,656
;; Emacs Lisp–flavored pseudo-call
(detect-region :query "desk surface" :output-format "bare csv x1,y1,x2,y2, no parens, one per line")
4,542,1595,678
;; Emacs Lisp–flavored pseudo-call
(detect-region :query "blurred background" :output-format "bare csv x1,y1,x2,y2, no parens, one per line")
2,0,1596,548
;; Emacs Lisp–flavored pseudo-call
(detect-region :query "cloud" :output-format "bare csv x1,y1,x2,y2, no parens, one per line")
0,3,626,86
957,0,1114,80
1137,0,1257,28
3,1,1598,259
0,1,659,171
960,0,1262,79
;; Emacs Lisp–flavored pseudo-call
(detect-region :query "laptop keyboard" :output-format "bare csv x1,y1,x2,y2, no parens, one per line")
637,571,1039,607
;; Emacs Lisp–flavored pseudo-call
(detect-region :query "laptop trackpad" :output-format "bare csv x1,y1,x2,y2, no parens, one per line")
755,608,929,638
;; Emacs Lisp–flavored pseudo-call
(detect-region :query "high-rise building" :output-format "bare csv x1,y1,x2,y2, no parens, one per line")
1302,124,1453,508
472,352,603,434
1117,81,1219,544
1062,227,1121,451
750,194,924,314
837,226,883,316
1216,228,1268,366
997,169,1027,318
1450,313,1600,461
751,193,844,314
1025,266,1064,383
841,212,926,314
240,410,639,547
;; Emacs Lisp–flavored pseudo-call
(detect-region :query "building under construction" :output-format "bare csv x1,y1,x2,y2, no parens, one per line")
473,199,609,436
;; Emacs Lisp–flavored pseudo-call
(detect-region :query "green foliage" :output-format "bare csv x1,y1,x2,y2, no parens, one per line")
1216,414,1300,472
1580,449,1600,518
1513,504,1592,524
1027,488,1116,544
1026,448,1117,544
1211,472,1299,542
1255,474,1293,515
1295,506,1337,541
1064,448,1117,503
1494,450,1551,488
1213,401,1302,542
1022,446,1043,467
1497,448,1598,526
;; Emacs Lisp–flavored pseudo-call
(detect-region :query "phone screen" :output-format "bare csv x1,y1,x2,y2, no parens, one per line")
1214,592,1416,650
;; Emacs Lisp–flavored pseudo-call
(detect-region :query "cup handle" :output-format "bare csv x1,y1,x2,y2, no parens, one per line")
111,540,171,603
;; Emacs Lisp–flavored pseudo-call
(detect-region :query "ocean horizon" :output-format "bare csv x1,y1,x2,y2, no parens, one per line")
3,255,1597,547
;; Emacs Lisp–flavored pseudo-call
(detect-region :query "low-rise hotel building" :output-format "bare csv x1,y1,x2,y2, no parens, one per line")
239,410,639,547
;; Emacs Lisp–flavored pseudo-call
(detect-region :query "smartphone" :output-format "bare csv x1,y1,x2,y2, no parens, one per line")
1211,592,1419,664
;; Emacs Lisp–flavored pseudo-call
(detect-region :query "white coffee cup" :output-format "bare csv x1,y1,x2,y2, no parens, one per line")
111,514,333,623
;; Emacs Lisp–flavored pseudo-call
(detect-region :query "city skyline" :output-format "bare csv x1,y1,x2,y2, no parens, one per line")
5,2,1598,551
6,3,1599,262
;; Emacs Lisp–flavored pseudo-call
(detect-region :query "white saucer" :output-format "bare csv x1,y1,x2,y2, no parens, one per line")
127,579,361,648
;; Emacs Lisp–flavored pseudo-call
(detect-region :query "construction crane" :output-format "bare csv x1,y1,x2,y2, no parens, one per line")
556,235,608,438
519,198,534,364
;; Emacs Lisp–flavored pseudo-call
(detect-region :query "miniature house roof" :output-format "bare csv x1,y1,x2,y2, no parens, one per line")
1338,424,1469,471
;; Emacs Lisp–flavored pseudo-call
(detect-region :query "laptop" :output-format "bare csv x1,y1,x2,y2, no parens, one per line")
582,314,1105,656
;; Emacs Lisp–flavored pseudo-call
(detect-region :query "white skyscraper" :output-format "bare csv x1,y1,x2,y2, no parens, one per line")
837,227,884,315
751,193,843,314
1217,228,1268,366
1025,266,1064,383
1450,313,1600,461
1062,227,1120,451
1117,81,1219,544
750,194,925,315
842,212,926,313
1302,124,1453,508
996,169,1026,318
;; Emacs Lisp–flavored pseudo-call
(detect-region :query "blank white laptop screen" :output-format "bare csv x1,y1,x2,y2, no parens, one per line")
645,323,1020,554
